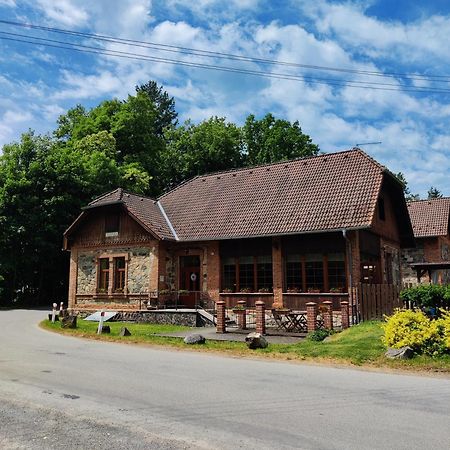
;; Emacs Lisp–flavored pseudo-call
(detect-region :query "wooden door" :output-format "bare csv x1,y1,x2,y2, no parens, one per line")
179,256,201,307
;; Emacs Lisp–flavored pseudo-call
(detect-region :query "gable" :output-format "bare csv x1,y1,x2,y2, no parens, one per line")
64,204,155,249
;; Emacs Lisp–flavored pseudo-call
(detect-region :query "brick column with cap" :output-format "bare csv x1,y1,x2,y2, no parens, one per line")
306,302,318,333
341,301,350,329
236,300,247,330
255,300,266,335
216,300,226,333
322,300,333,330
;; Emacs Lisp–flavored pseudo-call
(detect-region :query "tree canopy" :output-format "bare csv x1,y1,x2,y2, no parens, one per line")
0,80,321,306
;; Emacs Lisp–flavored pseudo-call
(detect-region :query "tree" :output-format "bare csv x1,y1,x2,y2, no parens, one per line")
395,172,420,201
0,130,149,306
242,113,319,165
135,81,178,136
161,117,243,189
428,186,443,199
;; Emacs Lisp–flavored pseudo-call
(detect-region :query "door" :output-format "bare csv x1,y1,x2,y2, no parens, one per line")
179,255,201,307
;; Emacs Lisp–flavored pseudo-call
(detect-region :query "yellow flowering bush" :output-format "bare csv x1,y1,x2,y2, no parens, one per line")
382,309,448,356
440,309,450,351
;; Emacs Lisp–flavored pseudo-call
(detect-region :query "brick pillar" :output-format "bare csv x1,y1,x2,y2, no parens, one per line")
216,300,226,333
306,302,318,332
341,301,350,329
322,300,333,330
236,300,247,330
255,300,266,335
272,237,283,309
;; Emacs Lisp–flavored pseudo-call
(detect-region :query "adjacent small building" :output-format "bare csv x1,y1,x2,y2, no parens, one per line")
64,148,414,314
401,197,450,284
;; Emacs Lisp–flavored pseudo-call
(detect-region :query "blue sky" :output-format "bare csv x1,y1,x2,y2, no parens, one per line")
0,0,449,197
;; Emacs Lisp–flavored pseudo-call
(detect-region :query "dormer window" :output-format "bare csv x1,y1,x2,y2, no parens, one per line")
378,197,385,221
105,214,119,237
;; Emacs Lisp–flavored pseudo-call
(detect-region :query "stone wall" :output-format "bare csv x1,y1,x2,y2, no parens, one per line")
77,254,97,294
127,248,153,294
401,240,425,285
76,245,157,295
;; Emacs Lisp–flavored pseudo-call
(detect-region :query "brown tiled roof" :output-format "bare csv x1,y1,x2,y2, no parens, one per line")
159,149,387,241
86,188,175,240
407,198,450,238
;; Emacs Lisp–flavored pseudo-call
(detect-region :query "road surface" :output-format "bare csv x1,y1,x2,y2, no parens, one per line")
0,309,449,449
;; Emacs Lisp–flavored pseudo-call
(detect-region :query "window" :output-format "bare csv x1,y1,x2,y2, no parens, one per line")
328,253,346,291
305,253,324,291
378,197,385,221
256,256,273,290
221,255,273,292
285,254,302,291
222,257,237,291
238,256,254,291
114,257,126,292
98,258,109,292
284,252,347,293
105,214,119,237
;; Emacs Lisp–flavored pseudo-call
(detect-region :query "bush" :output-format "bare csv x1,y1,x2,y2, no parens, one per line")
308,328,333,342
400,284,450,310
382,309,449,356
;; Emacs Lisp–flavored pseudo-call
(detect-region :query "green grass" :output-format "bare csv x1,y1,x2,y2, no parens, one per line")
40,319,450,374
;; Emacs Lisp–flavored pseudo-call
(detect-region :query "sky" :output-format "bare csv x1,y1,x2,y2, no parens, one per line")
0,0,450,198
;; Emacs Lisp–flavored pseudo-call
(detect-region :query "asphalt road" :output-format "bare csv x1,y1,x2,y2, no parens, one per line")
1,310,449,450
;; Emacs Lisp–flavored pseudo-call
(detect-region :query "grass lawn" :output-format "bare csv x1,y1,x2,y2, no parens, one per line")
40,319,450,374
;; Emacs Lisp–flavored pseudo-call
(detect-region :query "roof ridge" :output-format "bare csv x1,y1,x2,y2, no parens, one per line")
408,197,450,204
120,190,158,203
88,187,122,205
159,149,370,200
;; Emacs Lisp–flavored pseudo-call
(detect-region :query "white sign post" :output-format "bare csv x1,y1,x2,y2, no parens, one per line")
97,310,105,334
51,303,57,323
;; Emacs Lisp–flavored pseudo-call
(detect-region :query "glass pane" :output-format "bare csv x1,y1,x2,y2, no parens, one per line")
305,261,324,291
328,260,346,291
239,256,254,291
115,257,125,269
100,258,109,270
222,262,236,291
328,253,345,262
256,258,273,291
285,261,302,291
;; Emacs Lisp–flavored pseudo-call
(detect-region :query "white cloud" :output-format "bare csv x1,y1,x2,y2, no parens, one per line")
0,0,17,7
34,0,89,27
53,70,123,100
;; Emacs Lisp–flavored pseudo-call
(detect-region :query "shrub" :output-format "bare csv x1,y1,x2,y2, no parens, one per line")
440,309,450,351
382,309,448,356
308,328,333,342
399,284,449,310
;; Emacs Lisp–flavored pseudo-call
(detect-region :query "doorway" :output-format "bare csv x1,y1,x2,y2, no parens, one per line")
179,255,201,307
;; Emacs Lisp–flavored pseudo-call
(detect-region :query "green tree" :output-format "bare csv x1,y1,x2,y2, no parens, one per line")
161,117,243,189
428,186,443,199
136,80,178,136
0,130,148,306
242,113,319,165
395,172,420,201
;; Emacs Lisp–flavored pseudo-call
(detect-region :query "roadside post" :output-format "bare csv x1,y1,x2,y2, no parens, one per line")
59,302,64,315
97,310,105,334
51,303,57,323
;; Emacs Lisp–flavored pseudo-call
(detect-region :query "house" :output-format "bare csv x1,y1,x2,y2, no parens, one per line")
64,148,414,315
401,198,450,284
